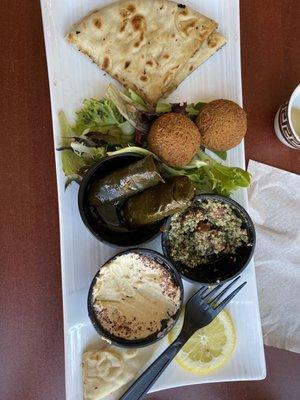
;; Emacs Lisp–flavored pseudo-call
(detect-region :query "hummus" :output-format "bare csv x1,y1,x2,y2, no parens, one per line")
82,340,157,400
92,252,181,340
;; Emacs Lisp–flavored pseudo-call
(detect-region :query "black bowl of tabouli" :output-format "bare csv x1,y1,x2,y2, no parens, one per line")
162,194,256,285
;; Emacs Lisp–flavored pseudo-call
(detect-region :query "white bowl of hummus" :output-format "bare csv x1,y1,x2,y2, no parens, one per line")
88,249,184,347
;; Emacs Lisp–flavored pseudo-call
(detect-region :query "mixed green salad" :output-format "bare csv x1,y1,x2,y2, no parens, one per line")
58,84,250,196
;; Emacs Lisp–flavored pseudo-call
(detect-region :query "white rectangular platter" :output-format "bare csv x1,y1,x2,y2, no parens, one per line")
40,0,266,399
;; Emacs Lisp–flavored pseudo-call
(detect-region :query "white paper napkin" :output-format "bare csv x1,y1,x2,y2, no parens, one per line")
247,160,300,353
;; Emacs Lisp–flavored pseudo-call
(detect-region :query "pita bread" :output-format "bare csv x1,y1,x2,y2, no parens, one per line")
165,31,227,96
67,0,217,105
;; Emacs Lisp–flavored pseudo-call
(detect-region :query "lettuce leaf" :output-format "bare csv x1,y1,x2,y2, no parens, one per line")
58,86,247,194
58,112,109,188
60,150,86,189
185,101,206,117
70,142,107,161
59,111,75,146
108,146,154,158
108,147,251,196
73,97,135,139
126,88,148,110
155,102,172,113
210,150,227,161
105,84,150,131
165,150,251,196
61,150,86,175
155,100,206,117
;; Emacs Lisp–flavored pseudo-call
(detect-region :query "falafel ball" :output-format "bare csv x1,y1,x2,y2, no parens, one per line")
195,99,247,151
148,113,201,167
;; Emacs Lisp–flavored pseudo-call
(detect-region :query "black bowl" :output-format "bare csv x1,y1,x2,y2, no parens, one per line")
78,153,164,247
87,248,184,347
162,194,256,285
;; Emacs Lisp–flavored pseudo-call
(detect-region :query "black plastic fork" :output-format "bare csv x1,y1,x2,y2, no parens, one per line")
119,276,246,400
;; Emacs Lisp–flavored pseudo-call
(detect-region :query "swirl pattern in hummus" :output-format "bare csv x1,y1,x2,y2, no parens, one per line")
82,342,157,399
92,253,181,340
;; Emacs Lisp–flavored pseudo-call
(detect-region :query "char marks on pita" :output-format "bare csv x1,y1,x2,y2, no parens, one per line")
67,0,218,105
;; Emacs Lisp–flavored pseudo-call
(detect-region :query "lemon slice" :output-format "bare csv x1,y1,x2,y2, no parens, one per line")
168,310,236,375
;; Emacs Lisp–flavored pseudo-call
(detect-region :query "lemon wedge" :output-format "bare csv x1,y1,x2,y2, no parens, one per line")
168,310,236,375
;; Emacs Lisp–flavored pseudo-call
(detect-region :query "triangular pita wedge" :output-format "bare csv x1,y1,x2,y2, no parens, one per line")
164,31,227,97
67,0,217,105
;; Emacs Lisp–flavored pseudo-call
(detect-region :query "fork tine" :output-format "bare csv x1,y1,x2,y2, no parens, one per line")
196,285,209,297
202,282,223,300
187,285,209,304
209,276,241,306
213,282,247,314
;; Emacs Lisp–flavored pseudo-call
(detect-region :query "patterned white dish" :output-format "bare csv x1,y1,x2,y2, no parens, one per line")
40,1,266,399
274,84,300,149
